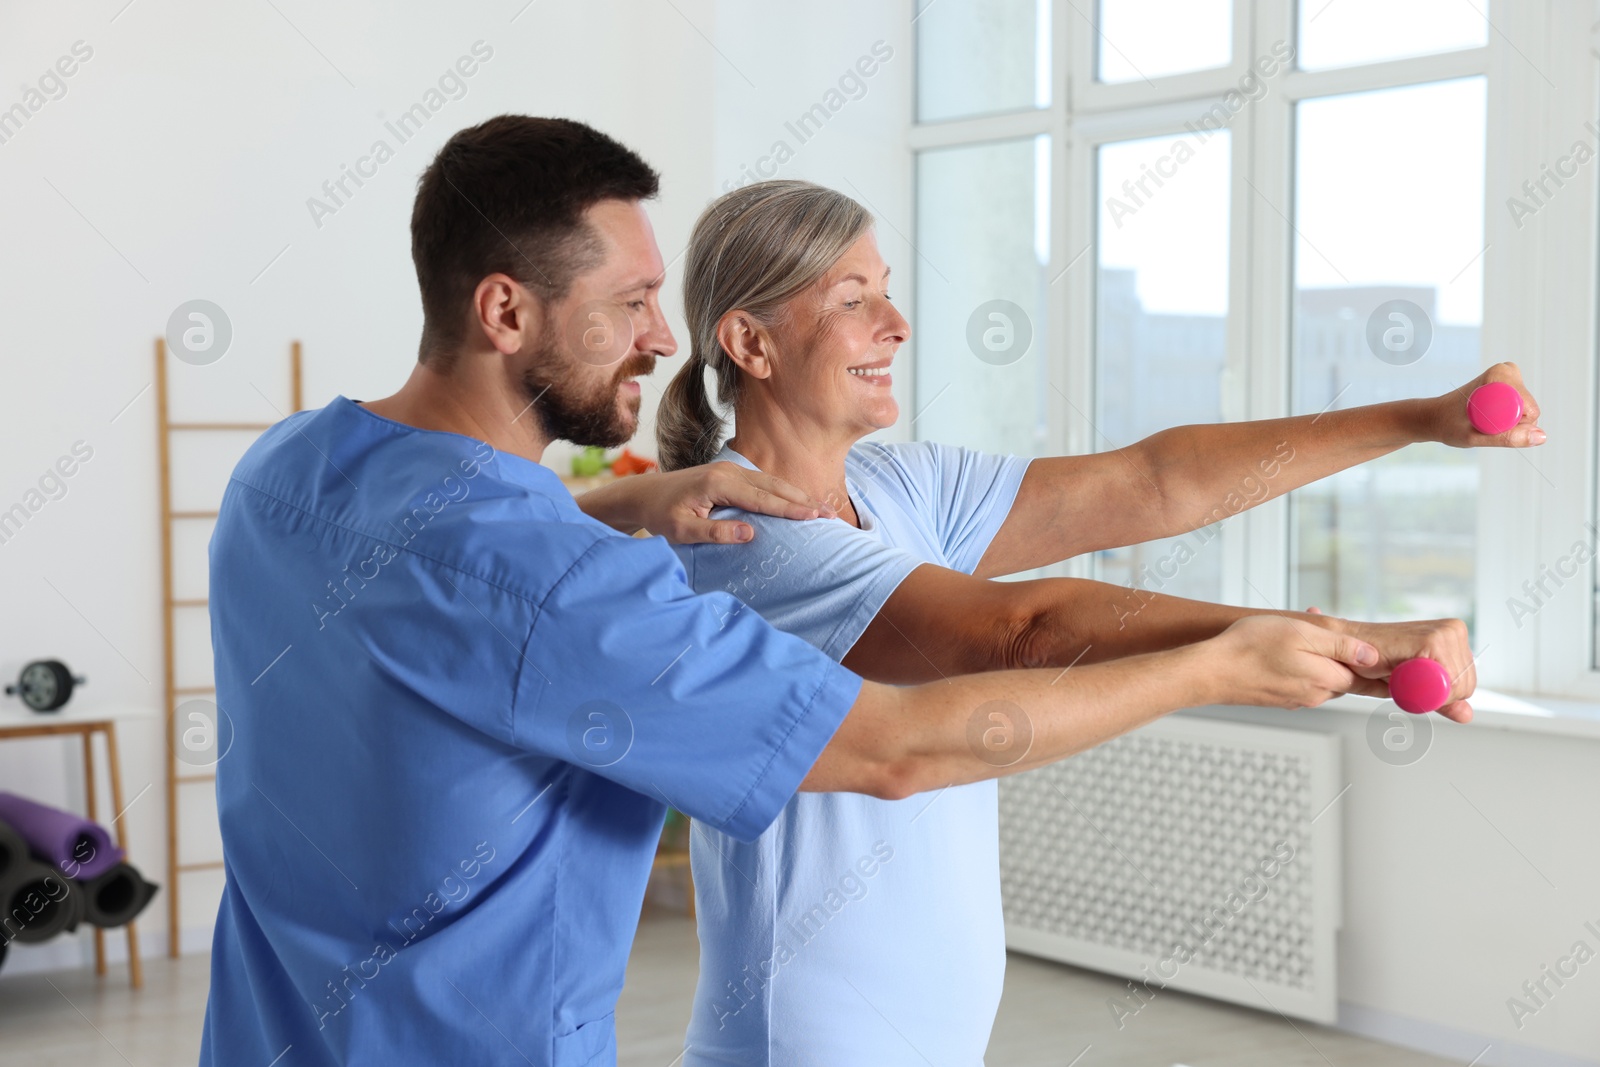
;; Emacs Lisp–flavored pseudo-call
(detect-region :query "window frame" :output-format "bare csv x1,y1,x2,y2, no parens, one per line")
907,0,1600,702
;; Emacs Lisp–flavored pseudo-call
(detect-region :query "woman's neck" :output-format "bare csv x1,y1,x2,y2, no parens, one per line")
726,406,860,520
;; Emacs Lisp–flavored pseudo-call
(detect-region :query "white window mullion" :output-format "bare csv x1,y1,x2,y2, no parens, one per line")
1043,0,1082,581
1516,2,1600,698
1465,0,1542,694
1057,105,1099,584
907,111,1053,152
1238,0,1295,614
1216,62,1258,610
1280,46,1487,101
1473,0,1550,694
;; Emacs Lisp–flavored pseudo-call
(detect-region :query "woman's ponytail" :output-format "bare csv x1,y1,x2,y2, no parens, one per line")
656,354,724,471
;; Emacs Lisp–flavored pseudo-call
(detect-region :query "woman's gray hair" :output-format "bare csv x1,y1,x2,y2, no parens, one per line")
655,180,874,471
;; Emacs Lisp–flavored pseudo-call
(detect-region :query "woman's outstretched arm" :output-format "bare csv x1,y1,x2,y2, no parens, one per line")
841,564,1475,721
974,362,1542,579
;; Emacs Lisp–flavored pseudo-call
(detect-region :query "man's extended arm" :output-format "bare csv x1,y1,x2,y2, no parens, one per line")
809,612,1469,799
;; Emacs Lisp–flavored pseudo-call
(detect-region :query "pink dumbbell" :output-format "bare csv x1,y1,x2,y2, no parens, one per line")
1467,382,1522,436
1389,657,1453,714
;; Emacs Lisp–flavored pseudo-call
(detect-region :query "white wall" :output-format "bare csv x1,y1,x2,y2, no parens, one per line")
0,0,722,967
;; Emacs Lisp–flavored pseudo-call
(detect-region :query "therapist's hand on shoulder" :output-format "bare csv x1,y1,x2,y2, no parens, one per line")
576,461,838,544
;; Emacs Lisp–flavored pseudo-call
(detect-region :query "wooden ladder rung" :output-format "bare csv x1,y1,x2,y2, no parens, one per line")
176,773,216,784
177,860,226,872
169,422,275,431
171,510,219,520
171,598,208,608
173,685,215,696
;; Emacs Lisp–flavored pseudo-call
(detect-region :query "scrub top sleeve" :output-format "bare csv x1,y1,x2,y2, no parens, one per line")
677,511,925,661
881,441,1032,574
515,533,863,842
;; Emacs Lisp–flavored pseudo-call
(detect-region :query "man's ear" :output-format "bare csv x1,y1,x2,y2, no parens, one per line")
473,273,541,356
717,310,773,380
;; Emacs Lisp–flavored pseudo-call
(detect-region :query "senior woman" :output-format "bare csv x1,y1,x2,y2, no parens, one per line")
656,180,1533,1065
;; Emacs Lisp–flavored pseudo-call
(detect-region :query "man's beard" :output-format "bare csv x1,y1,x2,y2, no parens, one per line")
521,329,655,448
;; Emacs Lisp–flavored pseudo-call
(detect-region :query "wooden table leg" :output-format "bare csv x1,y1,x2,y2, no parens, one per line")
102,722,142,990
81,730,106,978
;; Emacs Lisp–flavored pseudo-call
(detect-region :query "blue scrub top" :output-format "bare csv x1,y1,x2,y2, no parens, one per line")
674,441,1030,1067
199,398,860,1067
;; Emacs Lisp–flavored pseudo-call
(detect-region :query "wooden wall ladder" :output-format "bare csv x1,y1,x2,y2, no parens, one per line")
154,338,302,956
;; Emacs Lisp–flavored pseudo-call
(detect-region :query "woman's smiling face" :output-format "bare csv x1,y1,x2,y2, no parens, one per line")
760,229,909,440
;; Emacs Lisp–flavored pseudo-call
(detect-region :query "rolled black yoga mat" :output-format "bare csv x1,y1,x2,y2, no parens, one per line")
0,818,26,884
77,863,159,929
0,860,82,944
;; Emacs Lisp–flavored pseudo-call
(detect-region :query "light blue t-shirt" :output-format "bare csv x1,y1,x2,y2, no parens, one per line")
200,398,861,1067
673,440,1031,1067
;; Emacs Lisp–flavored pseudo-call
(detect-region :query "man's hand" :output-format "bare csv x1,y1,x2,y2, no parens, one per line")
1203,615,1371,711
1303,607,1475,722
575,461,836,544
1427,361,1545,449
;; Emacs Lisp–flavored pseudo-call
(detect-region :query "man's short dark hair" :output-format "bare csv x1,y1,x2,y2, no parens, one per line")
410,115,660,364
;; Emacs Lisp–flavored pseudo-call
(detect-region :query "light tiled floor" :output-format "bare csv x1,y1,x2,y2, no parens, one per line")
0,916,1454,1067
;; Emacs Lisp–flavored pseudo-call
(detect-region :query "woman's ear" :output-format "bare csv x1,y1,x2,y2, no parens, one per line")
717,311,774,380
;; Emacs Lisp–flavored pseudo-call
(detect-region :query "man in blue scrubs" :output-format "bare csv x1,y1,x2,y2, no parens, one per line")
199,116,1402,1066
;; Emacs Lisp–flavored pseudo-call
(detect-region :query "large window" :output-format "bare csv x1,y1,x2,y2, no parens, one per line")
911,2,1600,700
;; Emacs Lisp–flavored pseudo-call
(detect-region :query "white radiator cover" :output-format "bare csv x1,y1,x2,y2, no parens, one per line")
999,714,1343,1024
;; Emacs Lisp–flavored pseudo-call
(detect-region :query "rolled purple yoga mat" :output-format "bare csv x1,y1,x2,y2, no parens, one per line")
0,818,26,883
0,860,80,944
0,792,122,881
77,863,159,929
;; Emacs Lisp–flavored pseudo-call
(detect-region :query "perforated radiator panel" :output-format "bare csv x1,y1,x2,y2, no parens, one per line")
999,713,1342,1024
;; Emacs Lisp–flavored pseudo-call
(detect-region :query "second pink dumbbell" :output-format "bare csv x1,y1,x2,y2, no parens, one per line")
1389,657,1453,714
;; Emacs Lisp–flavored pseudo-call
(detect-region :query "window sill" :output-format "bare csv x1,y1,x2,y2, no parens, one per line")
1179,688,1600,743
